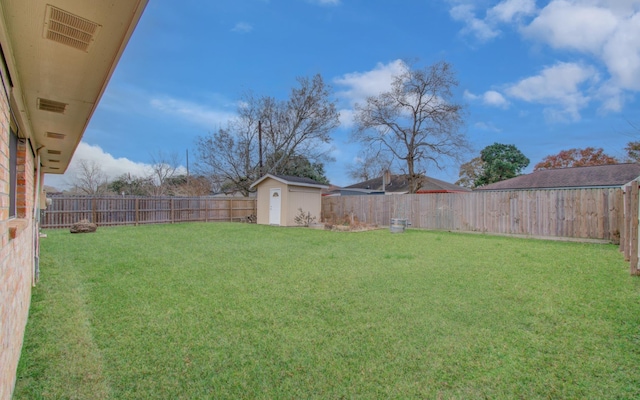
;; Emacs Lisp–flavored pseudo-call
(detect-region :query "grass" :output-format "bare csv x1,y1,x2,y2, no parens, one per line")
13,223,640,399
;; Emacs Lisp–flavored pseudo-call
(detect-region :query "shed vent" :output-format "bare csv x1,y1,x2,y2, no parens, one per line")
44,6,101,52
46,132,66,140
37,98,67,113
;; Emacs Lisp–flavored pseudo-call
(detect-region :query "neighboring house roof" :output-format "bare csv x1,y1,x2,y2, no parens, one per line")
250,174,330,190
476,163,640,191
345,174,471,193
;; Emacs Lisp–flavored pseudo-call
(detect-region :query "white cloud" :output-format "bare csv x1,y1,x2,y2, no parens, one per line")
464,89,509,108
451,0,640,114
45,142,153,189
334,59,408,106
602,12,640,90
45,142,189,190
450,4,500,42
463,90,479,101
334,60,409,128
150,96,236,128
522,1,618,54
231,22,253,33
488,0,536,23
505,62,599,121
337,108,356,128
449,0,536,42
596,83,626,113
522,0,640,91
483,90,510,108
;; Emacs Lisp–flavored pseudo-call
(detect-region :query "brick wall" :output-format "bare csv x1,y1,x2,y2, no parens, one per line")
0,81,35,399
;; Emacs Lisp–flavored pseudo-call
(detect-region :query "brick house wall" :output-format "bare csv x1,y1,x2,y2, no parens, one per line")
0,68,36,400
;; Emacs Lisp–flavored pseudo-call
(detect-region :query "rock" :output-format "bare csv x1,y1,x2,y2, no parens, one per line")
70,219,97,234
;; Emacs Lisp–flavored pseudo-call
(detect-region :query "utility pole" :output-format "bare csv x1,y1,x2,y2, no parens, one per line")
186,149,189,187
258,120,263,177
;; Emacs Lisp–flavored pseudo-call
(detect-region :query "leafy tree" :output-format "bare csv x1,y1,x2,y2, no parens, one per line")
351,61,468,193
475,143,529,187
194,74,339,196
456,156,485,188
624,141,640,163
533,147,617,171
266,152,330,184
108,173,153,196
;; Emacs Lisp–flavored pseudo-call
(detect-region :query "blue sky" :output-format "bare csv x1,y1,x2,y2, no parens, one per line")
46,0,640,189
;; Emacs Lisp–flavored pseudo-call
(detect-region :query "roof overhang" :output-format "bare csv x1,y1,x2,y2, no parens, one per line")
474,185,626,192
0,0,148,173
250,174,330,190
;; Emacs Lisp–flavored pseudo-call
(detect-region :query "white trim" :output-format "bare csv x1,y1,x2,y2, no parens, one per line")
250,174,329,190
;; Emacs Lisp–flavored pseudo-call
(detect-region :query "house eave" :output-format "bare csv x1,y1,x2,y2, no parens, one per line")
0,0,148,174
250,174,329,190
475,184,628,192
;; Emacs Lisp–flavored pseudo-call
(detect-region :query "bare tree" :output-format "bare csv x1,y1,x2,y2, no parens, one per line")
194,74,339,196
351,61,469,193
624,141,640,163
70,159,109,195
194,128,256,196
347,147,393,182
147,150,180,196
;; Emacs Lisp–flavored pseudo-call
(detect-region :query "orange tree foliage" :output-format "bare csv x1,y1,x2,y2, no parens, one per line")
533,147,618,171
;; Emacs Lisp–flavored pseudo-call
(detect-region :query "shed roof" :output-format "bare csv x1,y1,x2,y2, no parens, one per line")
250,174,330,189
476,163,640,191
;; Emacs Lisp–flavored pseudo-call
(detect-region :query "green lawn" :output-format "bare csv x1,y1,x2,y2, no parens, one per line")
14,223,640,399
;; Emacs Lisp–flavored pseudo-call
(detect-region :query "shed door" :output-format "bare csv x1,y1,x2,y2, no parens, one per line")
269,188,281,225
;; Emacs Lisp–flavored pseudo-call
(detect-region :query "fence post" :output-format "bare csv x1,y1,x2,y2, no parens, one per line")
630,181,639,275
623,185,631,261
135,198,139,226
229,199,233,222
171,199,174,224
92,197,97,224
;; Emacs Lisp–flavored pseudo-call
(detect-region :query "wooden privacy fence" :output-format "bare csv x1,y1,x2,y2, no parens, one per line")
621,181,640,275
323,186,640,274
42,196,257,228
322,188,625,241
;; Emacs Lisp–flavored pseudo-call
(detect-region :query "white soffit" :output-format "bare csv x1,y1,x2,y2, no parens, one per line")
0,0,148,173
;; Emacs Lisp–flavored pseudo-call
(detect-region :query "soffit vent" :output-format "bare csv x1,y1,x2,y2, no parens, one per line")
48,159,60,163
44,5,101,52
47,149,62,155
38,98,67,113
46,132,66,140
48,167,60,170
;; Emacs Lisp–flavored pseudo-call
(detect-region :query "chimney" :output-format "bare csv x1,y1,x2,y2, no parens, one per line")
382,170,391,191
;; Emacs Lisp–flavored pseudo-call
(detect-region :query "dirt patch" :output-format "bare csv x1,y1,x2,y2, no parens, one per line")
325,224,380,232
323,213,380,232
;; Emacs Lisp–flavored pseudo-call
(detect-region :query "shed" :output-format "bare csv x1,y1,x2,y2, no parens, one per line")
250,174,329,226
